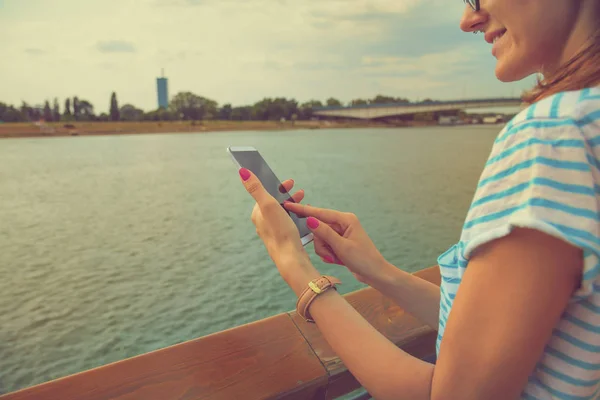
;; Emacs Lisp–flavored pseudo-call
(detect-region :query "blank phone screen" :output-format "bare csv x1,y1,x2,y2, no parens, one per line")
231,149,312,240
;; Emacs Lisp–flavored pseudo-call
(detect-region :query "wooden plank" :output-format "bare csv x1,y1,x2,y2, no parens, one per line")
1,314,328,400
1,267,440,400
288,266,440,399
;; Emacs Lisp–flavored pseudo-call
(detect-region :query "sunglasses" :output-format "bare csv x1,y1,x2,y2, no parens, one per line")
464,0,480,11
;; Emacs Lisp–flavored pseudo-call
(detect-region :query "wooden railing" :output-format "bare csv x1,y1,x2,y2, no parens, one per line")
1,267,440,400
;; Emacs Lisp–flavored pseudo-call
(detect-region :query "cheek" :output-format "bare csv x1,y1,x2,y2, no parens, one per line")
494,34,539,81
496,24,564,80
516,31,565,75
485,0,575,79
511,3,575,64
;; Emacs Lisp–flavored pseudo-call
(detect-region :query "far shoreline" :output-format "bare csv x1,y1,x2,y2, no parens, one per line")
0,120,438,139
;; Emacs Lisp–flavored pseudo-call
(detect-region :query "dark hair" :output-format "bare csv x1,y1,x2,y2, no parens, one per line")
522,29,600,104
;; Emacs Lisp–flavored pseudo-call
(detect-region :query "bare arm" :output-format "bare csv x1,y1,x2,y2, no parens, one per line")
239,169,584,399
369,263,441,330
282,200,442,330
286,228,582,400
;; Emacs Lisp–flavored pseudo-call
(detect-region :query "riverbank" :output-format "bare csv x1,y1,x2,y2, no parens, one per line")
0,120,437,139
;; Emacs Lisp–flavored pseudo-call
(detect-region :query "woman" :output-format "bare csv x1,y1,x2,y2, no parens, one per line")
238,0,600,398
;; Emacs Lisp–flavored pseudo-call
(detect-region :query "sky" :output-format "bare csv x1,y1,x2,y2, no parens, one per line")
0,0,537,114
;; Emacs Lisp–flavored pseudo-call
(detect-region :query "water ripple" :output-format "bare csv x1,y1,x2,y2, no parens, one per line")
0,127,498,394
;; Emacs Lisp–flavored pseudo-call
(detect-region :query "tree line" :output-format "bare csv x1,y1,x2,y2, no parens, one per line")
0,93,435,123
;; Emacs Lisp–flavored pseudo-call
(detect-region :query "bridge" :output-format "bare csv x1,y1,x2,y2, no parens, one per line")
312,97,523,120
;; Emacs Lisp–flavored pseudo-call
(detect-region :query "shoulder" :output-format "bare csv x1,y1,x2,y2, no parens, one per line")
497,87,600,144
515,86,599,122
457,87,600,297
484,87,600,171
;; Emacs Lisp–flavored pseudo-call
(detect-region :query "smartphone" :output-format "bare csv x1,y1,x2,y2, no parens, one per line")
227,146,314,246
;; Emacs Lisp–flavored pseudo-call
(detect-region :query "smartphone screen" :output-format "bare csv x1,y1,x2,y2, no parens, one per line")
229,148,313,241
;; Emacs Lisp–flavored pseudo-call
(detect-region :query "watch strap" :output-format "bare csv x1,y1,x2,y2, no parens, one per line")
296,275,341,323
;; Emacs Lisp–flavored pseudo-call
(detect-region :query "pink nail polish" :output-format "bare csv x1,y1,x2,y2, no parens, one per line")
239,168,251,181
307,217,319,229
323,255,334,263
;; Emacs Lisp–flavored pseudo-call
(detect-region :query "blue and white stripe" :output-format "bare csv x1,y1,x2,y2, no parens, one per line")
436,86,600,399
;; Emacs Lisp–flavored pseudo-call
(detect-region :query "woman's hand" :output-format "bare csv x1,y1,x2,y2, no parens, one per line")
239,168,319,294
283,200,391,286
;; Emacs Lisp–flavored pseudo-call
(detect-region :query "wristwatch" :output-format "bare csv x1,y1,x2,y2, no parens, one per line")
296,275,341,323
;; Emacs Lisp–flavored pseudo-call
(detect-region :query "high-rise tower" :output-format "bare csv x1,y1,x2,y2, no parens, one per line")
156,69,169,109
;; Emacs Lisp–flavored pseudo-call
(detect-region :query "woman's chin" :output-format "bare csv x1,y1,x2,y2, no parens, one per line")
495,59,534,83
495,64,518,82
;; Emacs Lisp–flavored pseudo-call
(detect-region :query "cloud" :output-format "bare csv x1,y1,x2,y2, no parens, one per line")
98,62,116,70
24,48,45,55
361,46,481,77
0,0,534,113
308,0,421,21
96,40,137,53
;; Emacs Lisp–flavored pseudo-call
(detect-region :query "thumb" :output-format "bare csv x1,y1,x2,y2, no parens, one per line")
239,168,271,205
306,217,346,253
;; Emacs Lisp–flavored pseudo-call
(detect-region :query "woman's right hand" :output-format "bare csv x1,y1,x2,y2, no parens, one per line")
283,201,391,286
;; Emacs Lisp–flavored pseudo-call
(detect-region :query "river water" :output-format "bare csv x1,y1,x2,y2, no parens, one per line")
0,126,502,394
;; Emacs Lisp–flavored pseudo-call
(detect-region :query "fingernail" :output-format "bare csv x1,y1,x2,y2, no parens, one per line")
323,255,334,263
239,168,251,181
307,217,319,230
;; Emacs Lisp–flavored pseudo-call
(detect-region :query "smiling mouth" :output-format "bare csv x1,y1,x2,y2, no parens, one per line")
492,31,506,43
486,29,507,44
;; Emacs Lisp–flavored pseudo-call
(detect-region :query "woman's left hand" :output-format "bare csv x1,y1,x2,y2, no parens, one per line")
238,168,319,291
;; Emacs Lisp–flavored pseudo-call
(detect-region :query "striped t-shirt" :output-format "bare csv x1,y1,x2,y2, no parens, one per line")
437,86,600,399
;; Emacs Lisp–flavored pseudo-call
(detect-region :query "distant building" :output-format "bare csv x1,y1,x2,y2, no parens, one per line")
483,115,505,124
156,70,169,109
438,116,459,125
